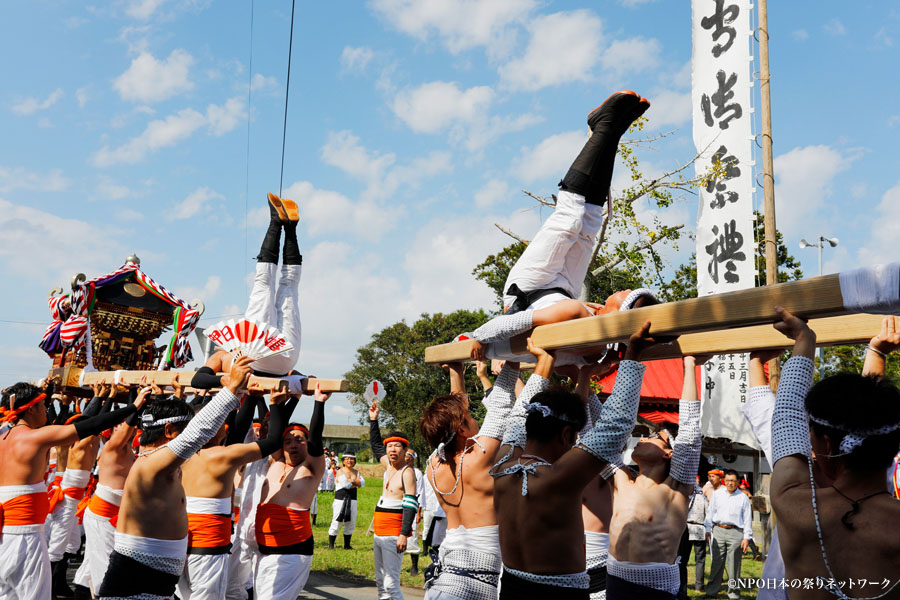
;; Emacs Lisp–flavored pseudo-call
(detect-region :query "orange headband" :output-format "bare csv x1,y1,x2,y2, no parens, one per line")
4,393,46,422
283,424,309,439
384,436,408,446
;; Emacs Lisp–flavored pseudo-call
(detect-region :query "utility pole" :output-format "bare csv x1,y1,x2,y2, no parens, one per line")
758,0,780,391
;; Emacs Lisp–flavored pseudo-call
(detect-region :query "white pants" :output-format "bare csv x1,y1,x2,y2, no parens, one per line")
244,262,302,375
328,498,358,536
225,537,257,600
310,492,318,516
178,553,230,600
406,517,421,555
374,535,405,600
0,532,52,600
47,495,80,562
253,553,312,600
79,508,117,596
422,511,447,548
502,190,605,307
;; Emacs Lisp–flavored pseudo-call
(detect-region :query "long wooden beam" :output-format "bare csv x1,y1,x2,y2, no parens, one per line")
48,367,349,393
425,274,857,363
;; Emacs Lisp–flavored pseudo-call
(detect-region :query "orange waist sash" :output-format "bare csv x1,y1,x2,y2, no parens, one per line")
373,506,403,537
86,494,120,527
254,503,311,547
48,486,85,514
0,492,51,534
187,513,232,548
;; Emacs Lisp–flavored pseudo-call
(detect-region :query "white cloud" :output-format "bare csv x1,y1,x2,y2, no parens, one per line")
169,186,224,220
114,49,194,103
875,27,894,48
619,0,656,5
92,97,245,166
281,181,398,241
330,405,354,417
824,18,846,36
320,130,452,200
11,88,64,116
645,89,691,127
889,115,900,127
369,0,538,59
37,118,53,129
126,0,168,20
0,166,69,193
499,10,604,92
599,37,661,81
98,177,132,200
76,86,91,108
774,145,853,240
250,73,278,91
474,179,511,208
116,208,145,221
393,82,494,134
175,275,221,304
391,81,540,150
117,25,152,54
793,29,809,41
513,130,586,184
0,199,123,287
340,46,374,72
858,181,900,265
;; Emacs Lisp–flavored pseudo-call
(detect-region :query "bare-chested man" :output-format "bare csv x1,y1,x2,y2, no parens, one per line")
769,307,900,599
247,385,328,599
177,388,293,600
76,383,149,597
95,355,252,600
191,194,306,393
602,354,705,599
418,360,520,600
489,324,659,600
369,401,418,600
0,381,140,600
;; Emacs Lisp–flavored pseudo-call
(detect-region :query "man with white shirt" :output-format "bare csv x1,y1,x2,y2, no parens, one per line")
704,469,752,600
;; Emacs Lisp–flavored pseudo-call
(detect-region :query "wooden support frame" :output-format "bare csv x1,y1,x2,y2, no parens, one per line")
425,274,848,364
49,367,349,393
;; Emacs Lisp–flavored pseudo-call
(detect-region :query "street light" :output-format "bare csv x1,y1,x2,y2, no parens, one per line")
799,236,839,378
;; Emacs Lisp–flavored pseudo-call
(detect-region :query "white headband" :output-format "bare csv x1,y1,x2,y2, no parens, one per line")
523,401,580,424
808,414,900,456
141,413,192,428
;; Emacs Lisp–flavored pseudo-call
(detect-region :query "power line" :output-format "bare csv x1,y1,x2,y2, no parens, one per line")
278,0,297,197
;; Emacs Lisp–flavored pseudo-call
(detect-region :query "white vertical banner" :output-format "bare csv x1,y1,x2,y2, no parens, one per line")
692,0,758,448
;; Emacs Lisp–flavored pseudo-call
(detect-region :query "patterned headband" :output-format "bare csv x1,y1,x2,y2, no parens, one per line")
522,401,580,424
808,414,900,456
140,413,191,428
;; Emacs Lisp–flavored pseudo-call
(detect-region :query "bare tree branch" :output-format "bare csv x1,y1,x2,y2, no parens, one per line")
521,189,555,207
495,223,529,244
590,224,685,276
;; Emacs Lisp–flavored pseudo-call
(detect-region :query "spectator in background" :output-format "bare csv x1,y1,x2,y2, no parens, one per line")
738,478,762,561
704,469,753,600
703,468,723,501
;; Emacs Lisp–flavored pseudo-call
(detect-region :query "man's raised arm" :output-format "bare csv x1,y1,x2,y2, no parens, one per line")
667,355,707,492
476,361,521,456
769,307,816,499
369,400,389,468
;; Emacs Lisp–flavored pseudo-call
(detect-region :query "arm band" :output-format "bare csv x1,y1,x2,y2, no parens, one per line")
401,494,419,536
225,395,257,446
74,405,137,439
307,400,325,457
771,356,815,464
742,386,776,461
669,400,702,485
576,360,645,467
369,419,385,461
478,362,520,440
256,402,288,458
190,366,222,389
168,388,241,460
82,396,103,418
124,388,141,427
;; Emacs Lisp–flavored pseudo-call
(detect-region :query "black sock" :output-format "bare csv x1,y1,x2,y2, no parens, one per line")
410,554,419,573
328,535,336,549
282,222,302,266
257,219,281,264
344,534,353,549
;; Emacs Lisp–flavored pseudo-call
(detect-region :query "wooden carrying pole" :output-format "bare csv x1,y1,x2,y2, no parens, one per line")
758,0,782,390
49,366,349,393
425,273,857,364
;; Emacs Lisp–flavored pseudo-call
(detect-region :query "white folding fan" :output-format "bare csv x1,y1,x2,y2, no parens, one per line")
204,318,293,360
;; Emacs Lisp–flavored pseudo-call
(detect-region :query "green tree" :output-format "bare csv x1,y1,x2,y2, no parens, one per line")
344,309,491,459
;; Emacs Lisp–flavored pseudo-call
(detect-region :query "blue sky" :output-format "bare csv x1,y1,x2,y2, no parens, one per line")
2,1,898,424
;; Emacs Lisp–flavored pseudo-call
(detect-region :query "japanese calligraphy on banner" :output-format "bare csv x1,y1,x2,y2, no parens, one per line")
692,0,759,449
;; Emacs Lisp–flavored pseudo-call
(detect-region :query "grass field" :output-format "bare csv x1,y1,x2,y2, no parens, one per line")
311,471,765,597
